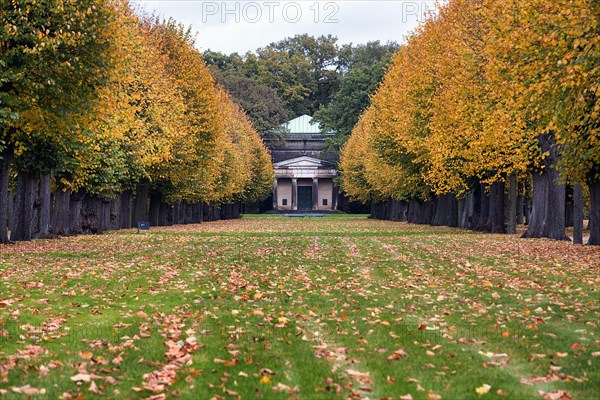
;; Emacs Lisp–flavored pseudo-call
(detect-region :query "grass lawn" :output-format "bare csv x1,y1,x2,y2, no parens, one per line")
0,215,598,399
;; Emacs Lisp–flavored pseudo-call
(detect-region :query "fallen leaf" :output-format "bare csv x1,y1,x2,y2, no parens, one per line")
476,384,491,395
11,385,46,395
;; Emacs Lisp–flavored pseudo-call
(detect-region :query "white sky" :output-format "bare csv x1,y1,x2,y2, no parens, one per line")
132,1,438,54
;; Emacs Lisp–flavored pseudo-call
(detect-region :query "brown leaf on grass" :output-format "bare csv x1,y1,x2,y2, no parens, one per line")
70,373,92,382
272,382,299,393
569,343,581,351
387,348,407,362
88,380,102,395
537,390,573,400
146,395,167,400
11,385,46,395
520,374,561,385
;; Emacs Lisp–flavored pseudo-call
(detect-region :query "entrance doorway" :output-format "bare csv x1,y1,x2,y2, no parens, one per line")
298,186,312,210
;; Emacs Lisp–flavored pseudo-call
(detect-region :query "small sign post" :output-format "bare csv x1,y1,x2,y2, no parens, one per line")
137,221,150,234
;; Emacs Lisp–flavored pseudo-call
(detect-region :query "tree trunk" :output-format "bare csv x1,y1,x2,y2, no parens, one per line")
52,188,71,235
36,174,51,238
572,184,584,245
507,173,517,234
149,193,161,227
432,195,449,226
12,171,36,241
120,190,132,229
109,196,121,231
484,181,505,233
69,192,83,234
157,201,169,226
173,201,182,224
166,202,174,226
565,186,574,228
31,175,41,237
0,147,13,243
523,172,547,237
133,183,149,226
407,201,421,224
7,190,14,240
419,200,433,225
470,185,481,231
448,194,458,227
99,197,111,232
588,179,600,246
524,178,532,225
516,181,524,225
191,202,201,223
458,192,474,229
522,133,568,240
475,183,489,231
80,196,94,234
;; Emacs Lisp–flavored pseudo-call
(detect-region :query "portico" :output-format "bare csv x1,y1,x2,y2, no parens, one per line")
272,156,338,211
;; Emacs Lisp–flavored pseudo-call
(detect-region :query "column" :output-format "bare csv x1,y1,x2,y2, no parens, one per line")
291,178,298,211
312,177,319,210
272,178,278,210
332,180,339,211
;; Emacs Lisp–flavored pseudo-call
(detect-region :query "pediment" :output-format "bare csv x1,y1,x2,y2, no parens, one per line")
274,156,335,169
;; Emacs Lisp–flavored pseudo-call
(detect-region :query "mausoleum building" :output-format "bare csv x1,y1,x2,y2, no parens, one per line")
263,115,338,211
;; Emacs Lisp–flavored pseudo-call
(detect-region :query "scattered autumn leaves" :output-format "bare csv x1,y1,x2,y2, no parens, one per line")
0,217,598,399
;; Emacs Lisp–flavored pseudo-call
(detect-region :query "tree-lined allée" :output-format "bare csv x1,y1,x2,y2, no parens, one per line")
340,0,599,245
0,0,274,243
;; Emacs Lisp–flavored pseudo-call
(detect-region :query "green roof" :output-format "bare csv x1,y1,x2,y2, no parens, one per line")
284,115,333,135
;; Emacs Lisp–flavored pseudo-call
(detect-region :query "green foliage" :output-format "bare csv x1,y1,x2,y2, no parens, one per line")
204,36,397,136
314,41,398,153
219,76,288,135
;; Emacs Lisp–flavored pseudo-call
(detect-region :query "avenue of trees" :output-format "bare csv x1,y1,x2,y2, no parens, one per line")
0,0,274,243
340,0,599,244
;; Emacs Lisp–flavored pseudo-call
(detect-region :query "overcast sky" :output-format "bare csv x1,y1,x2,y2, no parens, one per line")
132,1,438,54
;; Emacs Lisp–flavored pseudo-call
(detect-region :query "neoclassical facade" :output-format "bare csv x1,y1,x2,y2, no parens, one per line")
264,115,338,211
272,157,338,211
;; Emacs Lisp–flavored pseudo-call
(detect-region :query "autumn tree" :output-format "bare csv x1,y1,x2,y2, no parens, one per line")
341,0,598,244
486,0,599,242
1,0,118,241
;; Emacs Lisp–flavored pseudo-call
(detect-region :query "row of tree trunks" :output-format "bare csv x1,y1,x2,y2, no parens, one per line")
2,180,241,242
371,166,595,245
203,203,221,222
370,199,408,221
371,183,504,233
221,203,241,220
431,194,458,227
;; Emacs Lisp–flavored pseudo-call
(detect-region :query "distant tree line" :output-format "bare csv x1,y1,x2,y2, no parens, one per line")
0,0,274,243
204,35,398,150
340,0,599,245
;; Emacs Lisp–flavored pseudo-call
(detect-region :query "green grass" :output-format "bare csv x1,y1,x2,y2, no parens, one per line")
0,216,598,399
